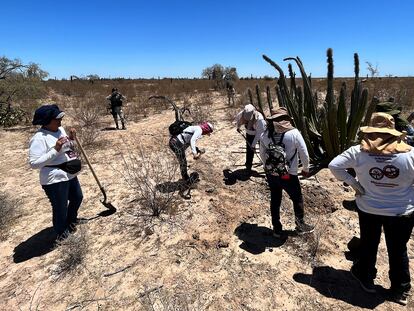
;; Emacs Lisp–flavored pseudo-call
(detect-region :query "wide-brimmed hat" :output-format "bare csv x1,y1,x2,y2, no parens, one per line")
360,112,402,136
267,107,292,121
242,104,255,120
375,102,401,116
32,104,65,126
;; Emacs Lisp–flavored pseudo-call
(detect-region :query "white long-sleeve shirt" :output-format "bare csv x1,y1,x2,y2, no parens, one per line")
29,127,79,185
235,111,266,147
259,128,309,175
177,125,203,155
329,145,414,216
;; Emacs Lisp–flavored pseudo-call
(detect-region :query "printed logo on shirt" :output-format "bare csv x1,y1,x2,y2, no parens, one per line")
369,165,399,180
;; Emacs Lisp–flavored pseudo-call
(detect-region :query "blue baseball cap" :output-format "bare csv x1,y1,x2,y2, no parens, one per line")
32,104,65,126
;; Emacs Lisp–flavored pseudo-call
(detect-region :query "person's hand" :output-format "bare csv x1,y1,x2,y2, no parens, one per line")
68,128,77,140
54,137,67,152
349,180,365,196
193,153,201,160
301,170,310,178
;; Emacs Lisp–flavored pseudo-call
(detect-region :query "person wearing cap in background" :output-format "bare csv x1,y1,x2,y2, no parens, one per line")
259,107,314,239
376,101,414,146
329,112,414,305
29,104,83,241
106,88,127,130
235,104,266,173
169,121,214,184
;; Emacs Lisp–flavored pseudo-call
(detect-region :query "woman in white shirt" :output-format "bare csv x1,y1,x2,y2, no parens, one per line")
329,112,414,305
29,104,83,240
169,121,214,183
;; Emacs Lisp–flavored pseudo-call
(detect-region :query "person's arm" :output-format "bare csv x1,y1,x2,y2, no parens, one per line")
235,111,244,131
295,130,309,173
251,119,266,148
328,147,365,195
259,135,268,166
190,127,203,155
29,137,60,169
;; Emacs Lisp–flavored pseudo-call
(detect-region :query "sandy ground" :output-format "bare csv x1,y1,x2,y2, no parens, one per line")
0,92,413,310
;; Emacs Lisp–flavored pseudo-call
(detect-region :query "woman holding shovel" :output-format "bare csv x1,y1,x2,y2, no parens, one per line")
29,104,83,241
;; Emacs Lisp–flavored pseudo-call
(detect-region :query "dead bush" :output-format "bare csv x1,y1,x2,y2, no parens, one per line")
0,191,18,239
72,92,104,147
54,226,88,277
121,138,181,218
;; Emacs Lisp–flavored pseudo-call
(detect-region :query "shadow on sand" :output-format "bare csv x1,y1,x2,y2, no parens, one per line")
156,173,200,200
293,266,386,309
223,168,264,185
101,127,118,131
13,227,56,263
234,222,295,254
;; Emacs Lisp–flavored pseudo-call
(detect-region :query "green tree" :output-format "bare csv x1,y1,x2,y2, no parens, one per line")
0,56,48,126
201,64,238,89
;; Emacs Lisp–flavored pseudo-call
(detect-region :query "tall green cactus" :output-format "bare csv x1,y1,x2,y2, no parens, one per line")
255,84,265,115
266,86,273,113
262,49,370,169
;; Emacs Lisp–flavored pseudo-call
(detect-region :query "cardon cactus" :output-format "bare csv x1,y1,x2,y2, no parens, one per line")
263,49,369,171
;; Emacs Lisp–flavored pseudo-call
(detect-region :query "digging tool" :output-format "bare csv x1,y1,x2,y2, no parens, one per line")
74,136,116,216
237,130,265,165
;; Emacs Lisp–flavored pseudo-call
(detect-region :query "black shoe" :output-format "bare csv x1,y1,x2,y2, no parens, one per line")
56,229,70,243
389,290,410,306
296,222,315,234
350,266,376,293
68,223,77,233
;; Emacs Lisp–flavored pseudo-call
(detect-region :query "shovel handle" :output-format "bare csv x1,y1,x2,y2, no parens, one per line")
74,136,104,190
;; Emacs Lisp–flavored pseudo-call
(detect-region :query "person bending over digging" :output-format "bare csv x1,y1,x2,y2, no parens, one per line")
29,104,83,241
235,104,266,173
106,88,126,130
169,121,214,184
259,107,314,239
329,112,414,306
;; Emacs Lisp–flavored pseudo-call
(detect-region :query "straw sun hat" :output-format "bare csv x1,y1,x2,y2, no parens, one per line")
360,112,403,137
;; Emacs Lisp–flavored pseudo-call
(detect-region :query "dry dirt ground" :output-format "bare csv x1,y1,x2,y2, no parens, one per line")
1,93,413,310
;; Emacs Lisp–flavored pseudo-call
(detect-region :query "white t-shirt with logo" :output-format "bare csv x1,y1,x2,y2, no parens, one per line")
329,145,414,216
29,127,79,185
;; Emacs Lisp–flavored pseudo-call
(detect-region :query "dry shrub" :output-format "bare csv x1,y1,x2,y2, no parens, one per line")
121,138,180,218
0,191,18,239
189,104,212,124
72,92,104,147
54,226,88,277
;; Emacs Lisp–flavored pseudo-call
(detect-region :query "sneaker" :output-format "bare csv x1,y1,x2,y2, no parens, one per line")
68,223,77,233
296,222,315,234
390,290,410,306
56,229,70,243
350,266,376,293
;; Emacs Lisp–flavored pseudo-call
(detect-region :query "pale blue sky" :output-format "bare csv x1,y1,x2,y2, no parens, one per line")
2,0,413,78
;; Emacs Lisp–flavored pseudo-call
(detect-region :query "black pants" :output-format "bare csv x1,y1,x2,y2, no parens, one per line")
245,134,255,169
266,173,304,232
354,208,414,292
169,137,201,180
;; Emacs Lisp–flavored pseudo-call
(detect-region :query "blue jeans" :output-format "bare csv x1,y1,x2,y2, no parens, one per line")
42,177,83,235
354,208,414,292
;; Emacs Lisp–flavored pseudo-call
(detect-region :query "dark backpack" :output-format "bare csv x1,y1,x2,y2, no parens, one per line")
169,120,192,136
110,92,123,106
264,132,297,177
